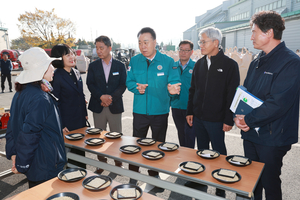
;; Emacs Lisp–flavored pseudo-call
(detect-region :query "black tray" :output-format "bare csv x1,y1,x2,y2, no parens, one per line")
65,133,85,141
85,127,103,135
82,175,112,191
58,168,87,182
120,145,141,154
142,150,165,160
136,138,156,146
110,184,143,200
84,138,105,146
46,192,79,200
179,161,205,174
226,155,252,166
158,142,179,151
197,149,220,159
212,169,241,183
104,132,123,139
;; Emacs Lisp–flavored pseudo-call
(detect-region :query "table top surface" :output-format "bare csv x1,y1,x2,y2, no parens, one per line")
6,170,163,200
64,127,264,197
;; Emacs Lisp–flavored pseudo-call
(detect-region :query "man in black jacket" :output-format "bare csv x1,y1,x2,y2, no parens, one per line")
87,35,127,172
235,11,300,200
186,27,240,198
0,53,13,93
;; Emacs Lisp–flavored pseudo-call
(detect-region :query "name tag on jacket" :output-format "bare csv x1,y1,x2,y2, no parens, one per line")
157,72,164,76
113,72,119,76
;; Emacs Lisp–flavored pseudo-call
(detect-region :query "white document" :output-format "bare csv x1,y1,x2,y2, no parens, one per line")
230,86,263,113
230,86,263,134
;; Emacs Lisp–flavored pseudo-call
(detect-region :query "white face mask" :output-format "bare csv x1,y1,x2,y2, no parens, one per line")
42,79,53,92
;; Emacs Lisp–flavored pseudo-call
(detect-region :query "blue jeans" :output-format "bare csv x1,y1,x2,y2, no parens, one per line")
193,117,227,155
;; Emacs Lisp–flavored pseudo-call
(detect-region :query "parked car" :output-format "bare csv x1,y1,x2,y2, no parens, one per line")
0,49,22,70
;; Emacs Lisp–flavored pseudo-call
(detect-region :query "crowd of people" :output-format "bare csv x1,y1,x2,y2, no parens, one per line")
4,11,300,200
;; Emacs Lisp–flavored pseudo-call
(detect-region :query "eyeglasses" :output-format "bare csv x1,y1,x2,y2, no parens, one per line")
179,49,192,53
198,40,212,46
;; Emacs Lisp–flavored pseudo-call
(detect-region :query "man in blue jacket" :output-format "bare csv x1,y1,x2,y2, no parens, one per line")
0,53,13,93
171,40,195,148
126,27,181,178
235,11,300,200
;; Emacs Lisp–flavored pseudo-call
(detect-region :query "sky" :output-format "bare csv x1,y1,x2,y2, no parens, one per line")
0,0,225,49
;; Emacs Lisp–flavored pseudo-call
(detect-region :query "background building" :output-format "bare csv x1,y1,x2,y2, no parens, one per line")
183,0,300,54
0,20,10,51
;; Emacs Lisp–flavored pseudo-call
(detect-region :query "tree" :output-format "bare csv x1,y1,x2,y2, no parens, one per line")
10,37,31,50
75,39,88,46
18,8,76,48
111,38,121,51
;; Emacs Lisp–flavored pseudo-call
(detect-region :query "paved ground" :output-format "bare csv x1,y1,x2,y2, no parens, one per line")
0,71,300,200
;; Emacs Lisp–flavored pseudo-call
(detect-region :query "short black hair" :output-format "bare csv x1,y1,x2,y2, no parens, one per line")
95,35,112,47
179,40,194,50
137,27,156,40
51,44,73,69
250,10,285,40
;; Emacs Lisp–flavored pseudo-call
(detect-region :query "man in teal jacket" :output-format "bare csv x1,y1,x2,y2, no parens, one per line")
126,27,181,178
171,40,195,148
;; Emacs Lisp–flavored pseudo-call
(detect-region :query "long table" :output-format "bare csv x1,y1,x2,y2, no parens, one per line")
6,170,163,200
65,127,264,200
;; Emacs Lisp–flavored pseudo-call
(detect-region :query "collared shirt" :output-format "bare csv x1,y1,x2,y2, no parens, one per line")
102,57,113,83
179,59,190,70
148,54,156,62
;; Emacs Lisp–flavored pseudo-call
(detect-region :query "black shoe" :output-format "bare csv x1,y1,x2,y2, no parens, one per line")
216,188,226,197
1,90,3,93
10,90,12,92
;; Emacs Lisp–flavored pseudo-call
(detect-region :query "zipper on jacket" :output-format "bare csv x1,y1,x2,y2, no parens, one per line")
201,69,209,114
146,60,150,115
180,66,183,75
53,142,59,168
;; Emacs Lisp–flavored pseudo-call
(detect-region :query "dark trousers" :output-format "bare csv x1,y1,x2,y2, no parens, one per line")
243,140,291,200
132,112,168,142
193,117,227,155
1,73,12,91
171,108,195,148
130,112,169,176
28,180,47,188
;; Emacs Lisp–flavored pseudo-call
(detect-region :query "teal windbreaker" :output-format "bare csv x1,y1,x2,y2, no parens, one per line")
126,51,180,115
171,59,195,110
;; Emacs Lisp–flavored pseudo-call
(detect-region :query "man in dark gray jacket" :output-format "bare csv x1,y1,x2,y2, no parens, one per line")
235,11,300,200
0,53,13,93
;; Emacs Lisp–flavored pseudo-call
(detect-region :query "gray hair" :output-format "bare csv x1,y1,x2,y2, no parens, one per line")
199,27,222,46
